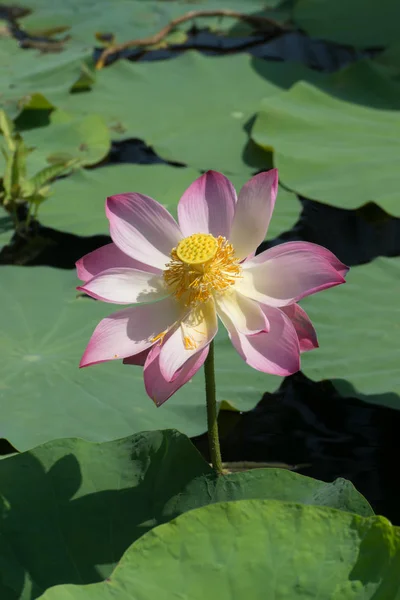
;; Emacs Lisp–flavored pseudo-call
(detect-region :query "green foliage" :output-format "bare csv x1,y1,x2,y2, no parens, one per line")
51,52,318,174
292,0,400,47
38,498,400,600
252,82,400,216
0,205,13,250
0,38,92,118
0,108,76,227
300,257,400,407
0,429,372,599
0,106,111,229
22,111,110,175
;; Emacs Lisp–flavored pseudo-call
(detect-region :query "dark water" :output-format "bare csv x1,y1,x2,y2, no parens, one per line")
1,17,399,523
193,373,400,524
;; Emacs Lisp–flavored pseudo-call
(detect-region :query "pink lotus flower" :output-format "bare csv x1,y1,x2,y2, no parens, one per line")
77,170,348,405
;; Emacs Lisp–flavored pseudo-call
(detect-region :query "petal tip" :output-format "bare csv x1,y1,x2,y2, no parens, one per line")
79,356,88,368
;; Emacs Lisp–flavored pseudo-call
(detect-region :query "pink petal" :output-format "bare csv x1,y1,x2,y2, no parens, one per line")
229,170,278,260
106,193,182,270
159,300,218,382
143,341,209,406
77,268,168,304
79,297,180,367
281,304,318,353
177,171,236,238
238,242,346,307
246,241,349,277
76,243,160,283
215,290,269,335
219,304,300,376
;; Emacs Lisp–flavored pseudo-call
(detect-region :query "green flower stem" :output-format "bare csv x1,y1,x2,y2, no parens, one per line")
204,340,224,475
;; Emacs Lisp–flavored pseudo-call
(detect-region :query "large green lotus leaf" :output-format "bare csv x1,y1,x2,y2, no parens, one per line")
39,164,301,239
0,429,372,599
252,82,400,216
0,266,283,451
0,38,91,118
54,52,319,174
251,55,400,111
300,257,400,408
316,59,400,110
292,0,400,47
43,53,400,175
22,111,111,174
14,0,280,47
38,499,400,600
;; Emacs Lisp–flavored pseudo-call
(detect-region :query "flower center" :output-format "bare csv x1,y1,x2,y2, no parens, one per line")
176,233,218,265
164,234,241,307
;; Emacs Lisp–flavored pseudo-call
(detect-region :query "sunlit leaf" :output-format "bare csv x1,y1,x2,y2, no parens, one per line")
252,82,400,216
0,38,92,118
22,112,110,174
38,499,400,600
54,52,317,174
300,257,400,408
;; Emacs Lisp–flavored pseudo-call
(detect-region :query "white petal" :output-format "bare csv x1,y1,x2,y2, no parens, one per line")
76,243,160,283
80,297,181,367
78,268,168,304
215,290,269,334
106,193,182,269
159,300,218,382
238,245,345,307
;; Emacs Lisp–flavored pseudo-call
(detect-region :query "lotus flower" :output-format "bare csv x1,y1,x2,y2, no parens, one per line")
77,170,348,405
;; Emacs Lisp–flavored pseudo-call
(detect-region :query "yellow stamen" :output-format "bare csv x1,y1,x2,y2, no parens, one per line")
183,335,197,350
164,234,241,307
151,330,167,345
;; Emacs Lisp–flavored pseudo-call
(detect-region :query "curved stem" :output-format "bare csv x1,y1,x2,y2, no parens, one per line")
204,340,224,475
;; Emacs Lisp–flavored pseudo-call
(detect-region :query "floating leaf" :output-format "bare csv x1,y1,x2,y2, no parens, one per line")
22,112,110,175
0,430,372,599
300,258,400,408
56,52,318,174
252,82,400,216
0,38,92,118
293,0,400,47
38,499,400,600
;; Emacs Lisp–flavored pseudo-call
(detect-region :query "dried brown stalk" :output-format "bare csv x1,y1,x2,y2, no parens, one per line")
96,9,289,69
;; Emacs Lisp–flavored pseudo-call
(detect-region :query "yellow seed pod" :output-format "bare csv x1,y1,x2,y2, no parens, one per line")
176,233,218,265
